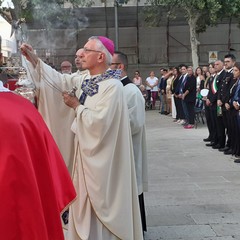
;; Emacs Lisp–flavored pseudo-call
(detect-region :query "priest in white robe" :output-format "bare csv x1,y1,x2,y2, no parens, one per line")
21,46,89,173
110,51,148,233
22,36,143,239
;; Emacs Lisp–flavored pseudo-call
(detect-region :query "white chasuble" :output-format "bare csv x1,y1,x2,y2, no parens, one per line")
26,59,89,172
68,78,143,240
123,83,148,195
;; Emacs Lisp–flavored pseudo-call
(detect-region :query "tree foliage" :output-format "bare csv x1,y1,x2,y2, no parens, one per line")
143,0,224,68
143,0,221,33
217,0,240,19
0,0,94,28
216,0,240,29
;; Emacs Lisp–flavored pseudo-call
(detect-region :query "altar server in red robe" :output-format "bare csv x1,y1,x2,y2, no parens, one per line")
0,83,76,240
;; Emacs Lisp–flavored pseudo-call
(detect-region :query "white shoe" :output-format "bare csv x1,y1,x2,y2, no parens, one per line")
179,120,186,125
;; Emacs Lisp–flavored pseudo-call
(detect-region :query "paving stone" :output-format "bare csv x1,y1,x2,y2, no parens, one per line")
190,213,240,224
144,111,240,239
210,223,240,238
144,225,216,239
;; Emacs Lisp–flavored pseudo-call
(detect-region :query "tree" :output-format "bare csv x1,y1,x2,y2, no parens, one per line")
1,0,95,54
144,0,221,69
1,0,94,27
216,0,240,52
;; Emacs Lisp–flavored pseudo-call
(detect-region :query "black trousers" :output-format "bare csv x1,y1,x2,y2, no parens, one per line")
209,103,218,144
216,114,226,148
139,193,147,232
237,112,240,156
223,110,232,148
204,102,213,140
186,101,195,125
230,109,240,156
175,97,185,119
147,90,151,106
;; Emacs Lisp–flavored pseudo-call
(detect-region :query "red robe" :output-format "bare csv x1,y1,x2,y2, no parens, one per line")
0,92,76,240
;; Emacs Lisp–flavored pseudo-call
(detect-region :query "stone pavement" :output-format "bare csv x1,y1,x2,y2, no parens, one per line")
144,110,240,240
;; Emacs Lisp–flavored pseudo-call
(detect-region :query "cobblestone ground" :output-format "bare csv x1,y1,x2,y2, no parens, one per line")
144,110,240,240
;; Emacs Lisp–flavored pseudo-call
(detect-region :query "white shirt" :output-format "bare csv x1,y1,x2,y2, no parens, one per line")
146,76,158,91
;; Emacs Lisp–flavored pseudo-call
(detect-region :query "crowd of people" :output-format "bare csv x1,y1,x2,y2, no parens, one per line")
137,65,198,129
134,54,240,162
203,55,240,163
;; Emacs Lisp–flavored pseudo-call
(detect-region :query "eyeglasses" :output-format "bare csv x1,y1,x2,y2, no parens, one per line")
83,47,102,53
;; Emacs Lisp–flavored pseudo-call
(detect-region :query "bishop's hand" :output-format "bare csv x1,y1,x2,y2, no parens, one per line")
62,91,80,110
20,43,38,67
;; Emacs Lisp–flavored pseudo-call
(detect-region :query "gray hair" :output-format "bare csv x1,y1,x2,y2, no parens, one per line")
88,36,112,65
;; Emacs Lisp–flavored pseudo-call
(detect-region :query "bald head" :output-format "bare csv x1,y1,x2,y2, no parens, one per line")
60,61,72,74
75,48,84,71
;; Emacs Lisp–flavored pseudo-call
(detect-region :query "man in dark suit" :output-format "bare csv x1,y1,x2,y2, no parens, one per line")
182,66,197,128
158,68,168,114
206,71,218,146
177,65,189,125
228,71,240,162
217,54,236,154
206,60,227,149
206,60,226,148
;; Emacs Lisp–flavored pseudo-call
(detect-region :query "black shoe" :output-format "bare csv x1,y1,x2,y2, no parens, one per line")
206,142,215,147
212,144,222,149
234,158,240,163
203,138,211,142
224,149,232,155
219,146,229,152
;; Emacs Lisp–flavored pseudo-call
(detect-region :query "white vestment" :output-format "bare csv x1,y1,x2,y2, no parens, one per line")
68,77,143,240
123,83,148,195
26,60,89,172
25,60,143,239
